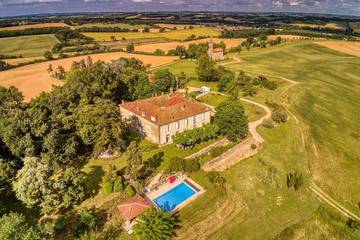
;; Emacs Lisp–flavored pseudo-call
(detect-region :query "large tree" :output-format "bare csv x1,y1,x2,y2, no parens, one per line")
196,55,219,82
134,208,177,240
75,99,129,155
152,69,177,93
214,100,249,142
13,157,52,207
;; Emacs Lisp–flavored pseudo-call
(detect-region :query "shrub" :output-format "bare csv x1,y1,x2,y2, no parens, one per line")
210,146,228,158
207,172,226,187
173,124,219,149
272,107,288,123
262,118,275,128
74,208,98,237
168,157,200,173
113,178,125,192
102,181,113,193
125,185,136,197
286,172,304,191
184,159,200,172
168,157,185,172
251,144,257,150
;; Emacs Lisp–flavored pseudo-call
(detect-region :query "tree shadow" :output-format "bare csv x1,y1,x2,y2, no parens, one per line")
84,166,105,197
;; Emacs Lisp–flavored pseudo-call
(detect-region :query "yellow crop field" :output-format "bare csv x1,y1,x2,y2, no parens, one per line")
315,40,360,57
84,27,220,41
0,22,70,31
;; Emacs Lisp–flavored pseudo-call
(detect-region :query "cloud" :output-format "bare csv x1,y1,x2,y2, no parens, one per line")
0,0,359,16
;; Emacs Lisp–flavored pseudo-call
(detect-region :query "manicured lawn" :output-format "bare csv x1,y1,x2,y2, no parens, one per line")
84,27,220,41
0,34,59,57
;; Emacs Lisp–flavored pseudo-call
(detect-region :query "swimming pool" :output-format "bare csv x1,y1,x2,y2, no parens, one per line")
154,182,197,212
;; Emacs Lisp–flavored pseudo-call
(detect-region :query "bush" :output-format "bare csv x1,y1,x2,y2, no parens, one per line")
210,146,228,158
173,124,219,149
101,181,113,193
251,144,257,150
207,172,226,187
262,118,275,128
286,172,304,191
74,208,98,237
113,178,124,192
184,159,200,172
167,157,200,173
125,185,136,197
272,106,288,123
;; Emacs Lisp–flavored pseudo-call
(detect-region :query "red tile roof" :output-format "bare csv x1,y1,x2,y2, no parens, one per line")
120,93,211,125
117,194,151,221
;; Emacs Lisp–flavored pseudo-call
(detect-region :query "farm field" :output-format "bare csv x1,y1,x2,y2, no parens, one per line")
165,41,360,239
0,22,70,31
74,23,147,29
225,41,360,217
0,52,178,101
315,40,360,56
135,38,245,53
0,34,58,57
290,23,343,29
84,27,220,41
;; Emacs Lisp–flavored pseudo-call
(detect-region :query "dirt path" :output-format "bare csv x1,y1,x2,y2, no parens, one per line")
202,96,271,171
309,182,360,220
177,184,247,240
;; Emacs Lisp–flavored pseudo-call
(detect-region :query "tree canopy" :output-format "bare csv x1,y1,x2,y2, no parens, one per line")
214,100,249,141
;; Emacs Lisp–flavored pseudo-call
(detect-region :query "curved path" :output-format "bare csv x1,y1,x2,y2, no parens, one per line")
202,74,298,171
202,96,272,172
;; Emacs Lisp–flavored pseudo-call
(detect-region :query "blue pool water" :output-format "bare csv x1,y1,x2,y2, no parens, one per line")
154,182,197,212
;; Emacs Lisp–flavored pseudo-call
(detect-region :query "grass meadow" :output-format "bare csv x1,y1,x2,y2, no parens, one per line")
147,40,360,239
0,34,58,57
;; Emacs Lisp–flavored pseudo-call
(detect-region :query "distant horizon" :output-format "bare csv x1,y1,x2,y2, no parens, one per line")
1,10,360,19
0,0,359,18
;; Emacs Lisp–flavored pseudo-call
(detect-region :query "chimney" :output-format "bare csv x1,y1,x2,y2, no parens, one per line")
181,104,186,111
141,111,146,117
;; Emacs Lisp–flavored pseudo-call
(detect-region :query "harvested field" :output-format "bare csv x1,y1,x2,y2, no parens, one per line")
290,23,343,29
268,35,322,40
5,56,45,65
0,52,178,101
135,38,245,53
0,22,70,31
155,24,199,30
315,41,360,57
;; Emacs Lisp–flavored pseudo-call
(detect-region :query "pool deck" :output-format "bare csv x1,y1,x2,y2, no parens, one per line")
146,174,205,212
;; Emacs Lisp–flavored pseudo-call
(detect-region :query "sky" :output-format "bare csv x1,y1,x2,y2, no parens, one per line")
0,0,359,17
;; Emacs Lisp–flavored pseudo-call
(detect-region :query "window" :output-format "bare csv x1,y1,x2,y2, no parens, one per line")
175,121,180,129
193,116,196,124
166,134,170,143
167,124,171,132
201,113,206,121
184,119,189,127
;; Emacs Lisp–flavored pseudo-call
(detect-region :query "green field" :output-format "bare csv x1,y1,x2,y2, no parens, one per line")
84,27,220,41
225,42,360,215
147,41,360,239
0,34,58,57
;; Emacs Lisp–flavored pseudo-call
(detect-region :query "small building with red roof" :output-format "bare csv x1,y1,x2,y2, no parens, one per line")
119,92,212,145
117,194,151,222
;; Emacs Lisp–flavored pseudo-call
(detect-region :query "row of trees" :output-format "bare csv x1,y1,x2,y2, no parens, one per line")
0,27,69,38
173,124,219,149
